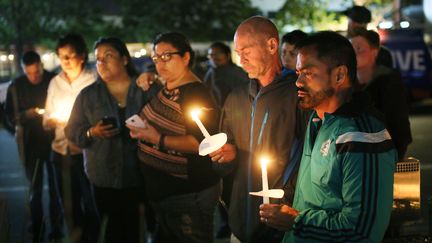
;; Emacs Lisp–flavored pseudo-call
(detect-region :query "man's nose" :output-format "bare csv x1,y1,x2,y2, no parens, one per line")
295,76,304,88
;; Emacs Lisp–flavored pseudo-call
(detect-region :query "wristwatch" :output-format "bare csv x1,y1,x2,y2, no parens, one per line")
86,128,93,140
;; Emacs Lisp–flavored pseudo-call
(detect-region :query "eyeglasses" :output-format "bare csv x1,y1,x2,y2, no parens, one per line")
58,54,77,61
151,52,182,63
207,52,224,59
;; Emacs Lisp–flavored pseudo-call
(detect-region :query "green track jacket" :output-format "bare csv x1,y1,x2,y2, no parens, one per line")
283,92,397,243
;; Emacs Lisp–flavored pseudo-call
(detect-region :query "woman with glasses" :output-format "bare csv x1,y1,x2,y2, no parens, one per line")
43,33,97,241
127,32,221,243
65,37,156,243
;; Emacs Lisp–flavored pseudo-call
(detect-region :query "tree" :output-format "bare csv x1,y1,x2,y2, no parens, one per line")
275,0,344,32
274,0,395,33
119,0,259,42
0,0,107,76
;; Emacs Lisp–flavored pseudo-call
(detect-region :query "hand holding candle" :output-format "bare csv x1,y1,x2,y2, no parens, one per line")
35,108,45,115
190,107,227,156
50,110,70,123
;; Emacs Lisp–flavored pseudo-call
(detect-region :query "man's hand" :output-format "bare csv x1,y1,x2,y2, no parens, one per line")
136,72,156,91
90,120,120,139
209,143,237,163
24,108,40,119
259,204,299,231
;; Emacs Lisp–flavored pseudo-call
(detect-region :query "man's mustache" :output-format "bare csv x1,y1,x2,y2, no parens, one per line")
297,86,309,93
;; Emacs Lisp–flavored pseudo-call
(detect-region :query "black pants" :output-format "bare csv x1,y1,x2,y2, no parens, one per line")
51,152,99,242
93,186,140,243
25,148,64,242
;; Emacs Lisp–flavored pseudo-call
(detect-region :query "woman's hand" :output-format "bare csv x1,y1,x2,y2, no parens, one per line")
136,72,156,91
44,118,64,130
126,121,161,145
90,120,120,139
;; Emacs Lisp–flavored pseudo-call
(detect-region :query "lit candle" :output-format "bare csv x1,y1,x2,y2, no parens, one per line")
261,157,270,204
50,110,69,123
191,108,211,139
35,108,45,115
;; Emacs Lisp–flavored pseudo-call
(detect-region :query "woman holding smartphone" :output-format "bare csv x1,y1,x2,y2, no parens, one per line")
127,32,221,243
65,37,157,243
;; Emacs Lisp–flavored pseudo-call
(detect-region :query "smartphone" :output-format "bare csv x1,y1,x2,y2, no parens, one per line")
101,116,118,128
126,114,146,128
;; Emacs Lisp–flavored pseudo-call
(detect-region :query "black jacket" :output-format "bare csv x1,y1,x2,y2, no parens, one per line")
364,65,412,160
4,70,55,151
219,72,309,242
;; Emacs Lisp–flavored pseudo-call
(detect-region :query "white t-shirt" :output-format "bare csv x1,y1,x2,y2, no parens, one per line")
44,67,97,155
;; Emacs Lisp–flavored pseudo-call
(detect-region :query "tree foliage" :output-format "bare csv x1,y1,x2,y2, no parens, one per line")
119,0,259,42
0,0,110,74
274,0,397,33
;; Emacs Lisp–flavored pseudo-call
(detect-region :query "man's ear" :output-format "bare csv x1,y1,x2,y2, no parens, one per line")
268,38,278,55
334,65,348,85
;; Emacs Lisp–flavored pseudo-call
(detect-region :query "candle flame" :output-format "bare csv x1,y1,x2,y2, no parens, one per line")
260,157,269,167
35,108,45,115
191,108,202,121
51,110,70,122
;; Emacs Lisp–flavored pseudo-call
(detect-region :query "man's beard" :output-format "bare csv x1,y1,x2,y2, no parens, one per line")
298,85,335,110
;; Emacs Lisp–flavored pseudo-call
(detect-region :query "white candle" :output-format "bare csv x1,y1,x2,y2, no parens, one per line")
191,109,211,139
261,157,270,204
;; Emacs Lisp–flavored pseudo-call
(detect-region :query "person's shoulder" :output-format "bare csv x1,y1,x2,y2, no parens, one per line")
83,67,98,78
44,69,57,79
79,79,100,95
180,81,208,93
10,75,26,86
230,80,249,94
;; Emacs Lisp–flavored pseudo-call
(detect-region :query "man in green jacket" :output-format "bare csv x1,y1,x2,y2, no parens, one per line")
259,31,396,242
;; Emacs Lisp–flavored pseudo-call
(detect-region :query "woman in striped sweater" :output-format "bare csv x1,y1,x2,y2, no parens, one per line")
127,32,221,243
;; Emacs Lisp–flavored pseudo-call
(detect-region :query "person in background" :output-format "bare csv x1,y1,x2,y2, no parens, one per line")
343,5,394,68
203,41,249,109
65,37,156,243
280,30,307,79
209,16,308,243
43,33,98,242
203,41,249,239
127,32,220,243
259,31,396,243
350,27,412,160
4,51,61,242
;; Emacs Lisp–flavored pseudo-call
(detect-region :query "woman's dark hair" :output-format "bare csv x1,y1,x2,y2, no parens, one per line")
210,42,231,55
55,33,89,65
152,32,195,68
93,37,138,77
210,41,232,63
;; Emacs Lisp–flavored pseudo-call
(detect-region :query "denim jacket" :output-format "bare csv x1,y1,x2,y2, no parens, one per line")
65,77,158,188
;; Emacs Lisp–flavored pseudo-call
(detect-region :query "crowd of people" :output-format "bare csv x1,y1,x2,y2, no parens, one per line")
3,4,411,243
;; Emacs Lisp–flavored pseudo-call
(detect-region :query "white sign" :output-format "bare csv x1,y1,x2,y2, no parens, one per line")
392,50,426,71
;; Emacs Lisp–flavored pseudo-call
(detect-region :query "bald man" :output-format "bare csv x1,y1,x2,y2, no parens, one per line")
210,16,308,243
